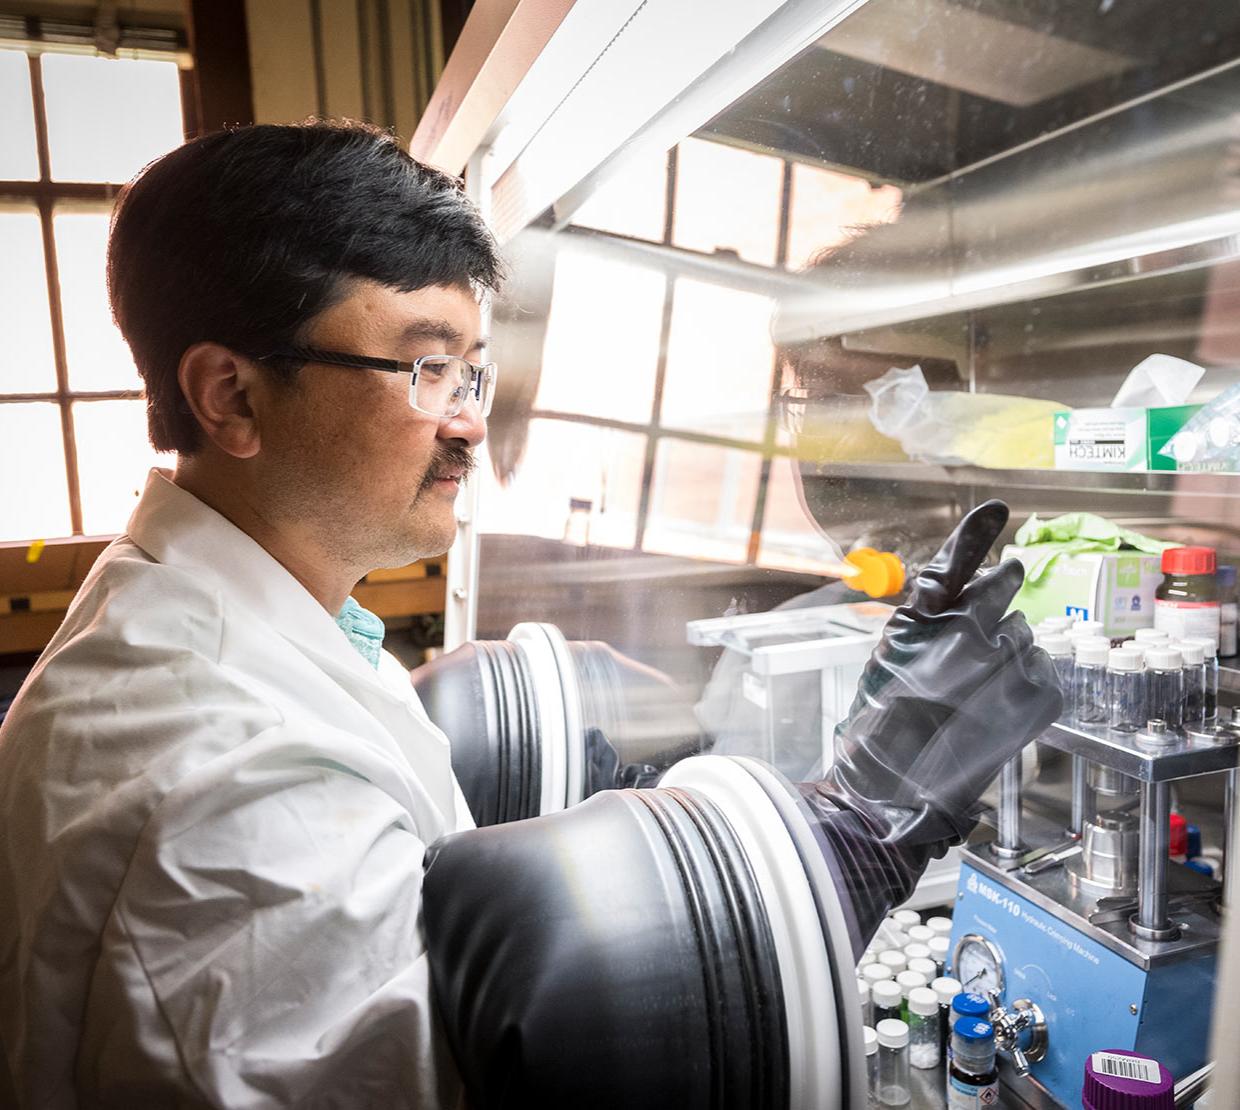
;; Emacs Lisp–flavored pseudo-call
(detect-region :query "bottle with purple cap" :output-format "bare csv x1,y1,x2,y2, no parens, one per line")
1083,1049,1173,1109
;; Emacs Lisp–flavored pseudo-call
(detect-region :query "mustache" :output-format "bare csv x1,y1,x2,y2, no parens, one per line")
419,444,478,490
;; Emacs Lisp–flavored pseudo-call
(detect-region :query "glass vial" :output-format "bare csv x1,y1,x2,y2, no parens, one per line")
864,1026,879,1105
1143,646,1183,729
948,1019,998,1110
931,977,962,1063
1107,647,1145,732
1178,639,1208,727
1185,636,1220,720
878,950,908,976
872,979,903,1026
876,1018,911,1107
1074,638,1110,725
857,978,873,1029
1041,633,1075,720
896,970,928,1021
908,987,940,1069
927,936,950,979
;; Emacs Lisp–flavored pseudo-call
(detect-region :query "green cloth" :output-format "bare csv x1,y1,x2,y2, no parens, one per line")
335,596,386,670
1013,512,1175,583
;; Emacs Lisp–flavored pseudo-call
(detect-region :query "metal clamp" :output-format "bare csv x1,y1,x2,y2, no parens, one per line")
990,998,1048,1077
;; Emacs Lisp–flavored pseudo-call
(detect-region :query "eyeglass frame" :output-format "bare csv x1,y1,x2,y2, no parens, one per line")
256,345,498,418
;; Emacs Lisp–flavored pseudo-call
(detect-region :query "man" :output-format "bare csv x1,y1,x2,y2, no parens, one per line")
0,120,1059,1110
0,121,500,1108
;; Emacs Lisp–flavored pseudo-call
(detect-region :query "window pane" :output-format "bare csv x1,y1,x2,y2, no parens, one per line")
0,403,71,541
643,439,761,563
672,137,783,266
659,279,775,442
54,209,142,391
480,419,646,549
786,163,903,272
0,207,57,392
41,53,183,183
757,455,845,573
0,48,39,180
536,248,665,424
73,400,170,535
571,149,669,242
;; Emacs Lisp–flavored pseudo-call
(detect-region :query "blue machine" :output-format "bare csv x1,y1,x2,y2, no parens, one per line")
949,859,1216,1107
945,714,1236,1108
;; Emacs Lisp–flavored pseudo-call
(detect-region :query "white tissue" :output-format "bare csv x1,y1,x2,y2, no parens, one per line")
1110,353,1204,408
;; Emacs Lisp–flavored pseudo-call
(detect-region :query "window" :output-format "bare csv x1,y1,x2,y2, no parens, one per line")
0,46,185,543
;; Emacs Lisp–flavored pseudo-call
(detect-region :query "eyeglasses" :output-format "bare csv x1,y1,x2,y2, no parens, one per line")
776,388,809,434
259,345,497,419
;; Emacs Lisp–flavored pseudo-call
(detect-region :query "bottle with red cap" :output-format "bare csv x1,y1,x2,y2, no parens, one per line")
1154,547,1220,645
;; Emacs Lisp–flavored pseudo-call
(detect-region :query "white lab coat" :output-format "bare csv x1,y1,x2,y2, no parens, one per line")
0,470,472,1109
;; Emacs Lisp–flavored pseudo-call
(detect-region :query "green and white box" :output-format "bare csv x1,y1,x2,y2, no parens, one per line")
1053,408,1146,471
1003,545,1164,638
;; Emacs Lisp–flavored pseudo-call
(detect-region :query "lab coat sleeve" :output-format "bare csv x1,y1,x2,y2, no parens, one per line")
76,724,464,1110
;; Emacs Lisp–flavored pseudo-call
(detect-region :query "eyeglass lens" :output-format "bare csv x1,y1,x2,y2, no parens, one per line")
411,356,491,418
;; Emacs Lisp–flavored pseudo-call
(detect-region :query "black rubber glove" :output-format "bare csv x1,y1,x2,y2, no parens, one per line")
799,499,1062,955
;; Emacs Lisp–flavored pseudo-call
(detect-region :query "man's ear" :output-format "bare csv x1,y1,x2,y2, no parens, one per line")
177,343,262,459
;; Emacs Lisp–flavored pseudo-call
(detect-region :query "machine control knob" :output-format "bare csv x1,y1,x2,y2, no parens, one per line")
991,998,1048,1078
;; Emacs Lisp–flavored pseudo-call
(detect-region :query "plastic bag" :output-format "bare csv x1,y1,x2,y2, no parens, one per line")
864,365,1062,468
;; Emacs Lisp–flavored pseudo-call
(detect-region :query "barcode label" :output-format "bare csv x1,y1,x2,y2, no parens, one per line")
1092,1052,1159,1084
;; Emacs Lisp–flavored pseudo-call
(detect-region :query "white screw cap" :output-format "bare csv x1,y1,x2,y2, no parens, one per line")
932,976,963,1006
909,986,939,1017
876,1018,910,1049
1075,637,1111,666
873,979,902,1007
1144,646,1183,671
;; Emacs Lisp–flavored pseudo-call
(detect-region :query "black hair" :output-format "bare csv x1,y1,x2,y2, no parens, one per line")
107,119,503,454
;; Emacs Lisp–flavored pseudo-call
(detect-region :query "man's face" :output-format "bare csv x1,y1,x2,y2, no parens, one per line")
252,279,488,572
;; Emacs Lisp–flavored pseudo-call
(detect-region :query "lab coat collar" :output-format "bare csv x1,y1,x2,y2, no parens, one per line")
125,470,390,692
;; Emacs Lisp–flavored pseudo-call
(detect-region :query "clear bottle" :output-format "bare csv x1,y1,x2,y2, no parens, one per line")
876,1018,911,1107
1185,636,1220,720
931,976,962,1061
896,970,929,1021
858,977,873,1028
878,950,908,976
863,961,895,985
947,1019,998,1110
1071,619,1107,640
1219,565,1238,657
908,987,940,1069
1074,638,1111,725
1177,639,1208,727
1143,646,1184,729
1040,616,1074,633
872,979,903,1026
927,936,950,979
908,957,938,984
903,942,931,963
1040,634,1075,720
864,1025,879,1106
926,916,953,938
905,924,934,945
891,909,921,930
1107,647,1146,732
1121,640,1147,665
1135,627,1171,644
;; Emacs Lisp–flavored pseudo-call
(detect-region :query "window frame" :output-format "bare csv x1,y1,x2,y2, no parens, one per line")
0,46,191,537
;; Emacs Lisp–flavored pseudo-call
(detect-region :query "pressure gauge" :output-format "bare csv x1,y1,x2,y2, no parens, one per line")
953,933,1006,1001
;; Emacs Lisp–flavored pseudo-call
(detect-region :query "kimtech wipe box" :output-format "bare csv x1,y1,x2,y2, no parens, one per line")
1002,545,1164,637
